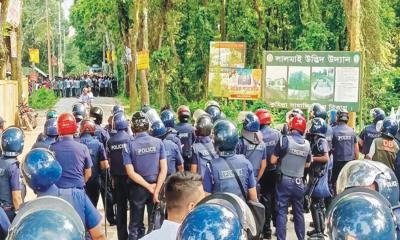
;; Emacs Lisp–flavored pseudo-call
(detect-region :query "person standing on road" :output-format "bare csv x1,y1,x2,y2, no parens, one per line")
0,127,24,222
123,111,168,240
202,120,258,201
50,113,93,189
175,106,195,171
108,112,132,240
66,77,72,97
271,114,312,240
160,109,182,153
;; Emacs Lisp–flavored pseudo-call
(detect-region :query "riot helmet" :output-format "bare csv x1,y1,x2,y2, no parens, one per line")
177,105,191,123
112,104,124,115
370,107,386,124
309,117,327,137
112,112,129,131
288,115,307,135
380,118,398,138
79,119,96,136
309,103,327,120
46,110,59,120
44,118,58,137
336,109,349,123
131,111,150,133
90,106,104,124
57,113,77,136
255,109,272,126
72,103,86,121
1,127,25,157
160,109,176,128
151,121,167,138
194,114,213,137
213,120,238,153
240,112,260,133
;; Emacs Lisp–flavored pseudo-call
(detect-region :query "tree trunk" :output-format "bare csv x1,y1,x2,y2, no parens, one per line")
253,0,263,68
139,0,150,106
220,0,226,40
129,0,141,112
159,70,166,107
17,25,23,101
0,0,10,79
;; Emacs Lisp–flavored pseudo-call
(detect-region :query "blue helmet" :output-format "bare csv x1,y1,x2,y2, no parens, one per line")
44,118,58,137
213,120,238,153
160,110,175,128
327,188,396,240
22,148,62,192
177,203,242,240
381,118,398,138
206,105,222,123
336,160,399,206
8,196,85,240
113,112,128,131
309,117,327,137
1,127,24,157
370,107,386,124
328,108,337,126
243,113,260,132
112,104,124,115
151,121,167,138
309,103,327,120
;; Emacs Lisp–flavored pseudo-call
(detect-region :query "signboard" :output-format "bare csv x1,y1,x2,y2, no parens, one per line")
6,0,22,27
137,51,150,70
10,31,17,58
29,48,40,64
209,41,246,68
263,51,362,111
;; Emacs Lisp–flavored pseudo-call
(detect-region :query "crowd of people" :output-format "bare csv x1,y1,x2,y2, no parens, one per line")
0,100,399,240
29,75,118,98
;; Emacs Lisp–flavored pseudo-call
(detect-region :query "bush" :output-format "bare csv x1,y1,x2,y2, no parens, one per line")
29,88,58,110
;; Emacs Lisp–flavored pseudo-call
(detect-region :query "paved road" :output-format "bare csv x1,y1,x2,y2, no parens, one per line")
21,97,314,240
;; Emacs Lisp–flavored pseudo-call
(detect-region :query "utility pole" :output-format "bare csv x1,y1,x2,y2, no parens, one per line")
46,0,53,80
58,0,63,77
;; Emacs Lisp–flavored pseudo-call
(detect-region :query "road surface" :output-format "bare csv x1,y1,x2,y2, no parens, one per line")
21,97,314,240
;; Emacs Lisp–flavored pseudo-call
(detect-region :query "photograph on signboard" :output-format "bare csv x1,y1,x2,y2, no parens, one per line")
228,69,261,100
265,66,287,100
334,67,360,103
288,67,310,100
311,67,334,101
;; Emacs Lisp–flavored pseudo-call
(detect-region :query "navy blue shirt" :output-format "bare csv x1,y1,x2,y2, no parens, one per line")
94,124,110,149
31,137,56,150
175,123,195,158
123,132,166,183
260,126,281,170
50,136,93,188
163,138,184,175
107,130,132,176
38,184,102,229
165,128,182,153
79,133,107,180
359,124,381,155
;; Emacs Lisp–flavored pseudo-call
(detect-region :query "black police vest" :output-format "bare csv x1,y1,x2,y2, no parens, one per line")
0,157,17,205
108,133,130,176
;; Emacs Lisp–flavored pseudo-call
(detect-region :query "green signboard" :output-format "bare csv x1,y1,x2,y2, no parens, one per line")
262,51,362,111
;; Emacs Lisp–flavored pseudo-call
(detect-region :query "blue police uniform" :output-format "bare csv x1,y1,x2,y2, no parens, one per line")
274,132,312,240
122,132,166,240
236,137,267,179
31,136,56,150
162,138,183,175
37,184,102,231
94,124,110,149
0,156,21,222
331,122,357,187
359,124,381,155
50,136,93,189
107,130,132,240
165,128,182,153
259,125,281,236
175,123,195,170
203,153,257,201
0,207,9,239
191,136,217,178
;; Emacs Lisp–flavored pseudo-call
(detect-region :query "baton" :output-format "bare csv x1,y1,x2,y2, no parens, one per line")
104,170,108,237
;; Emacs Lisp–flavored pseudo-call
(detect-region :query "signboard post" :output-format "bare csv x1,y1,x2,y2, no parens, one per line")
262,51,362,111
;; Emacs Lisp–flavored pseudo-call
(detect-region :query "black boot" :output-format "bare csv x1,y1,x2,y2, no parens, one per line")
307,201,321,236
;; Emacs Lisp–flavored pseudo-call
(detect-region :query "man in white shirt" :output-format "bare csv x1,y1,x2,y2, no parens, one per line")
140,172,205,240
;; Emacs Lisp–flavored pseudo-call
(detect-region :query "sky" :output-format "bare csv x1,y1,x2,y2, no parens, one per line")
62,0,74,18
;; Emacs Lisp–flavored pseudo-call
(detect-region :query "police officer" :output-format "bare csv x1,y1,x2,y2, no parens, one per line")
306,118,330,240
35,109,59,143
271,114,311,240
151,121,184,175
72,102,87,137
107,112,132,240
175,105,195,171
205,100,223,123
359,108,385,155
50,113,93,189
0,127,23,221
112,104,124,115
282,108,305,135
367,118,399,170
90,106,110,148
79,119,114,224
236,112,267,183
331,109,359,191
160,109,182,152
123,111,167,240
32,118,58,149
190,114,217,177
255,109,280,239
203,120,258,201
21,148,105,240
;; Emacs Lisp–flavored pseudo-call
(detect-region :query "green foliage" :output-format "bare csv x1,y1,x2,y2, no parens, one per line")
29,88,59,109
64,38,88,75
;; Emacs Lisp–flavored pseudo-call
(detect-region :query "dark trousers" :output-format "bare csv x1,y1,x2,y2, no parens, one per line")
331,161,349,194
276,176,305,240
85,176,115,225
183,156,191,171
260,170,278,235
128,182,154,240
114,175,129,240
66,88,71,97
